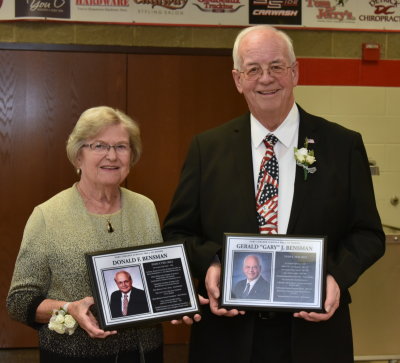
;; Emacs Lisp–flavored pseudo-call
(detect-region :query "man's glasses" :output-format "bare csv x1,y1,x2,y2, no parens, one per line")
237,63,294,81
82,142,130,154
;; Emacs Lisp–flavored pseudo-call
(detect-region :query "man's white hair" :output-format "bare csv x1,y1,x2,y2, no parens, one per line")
232,25,296,70
243,254,262,268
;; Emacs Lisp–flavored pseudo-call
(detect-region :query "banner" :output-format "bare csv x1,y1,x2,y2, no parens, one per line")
0,1,399,31
304,0,400,30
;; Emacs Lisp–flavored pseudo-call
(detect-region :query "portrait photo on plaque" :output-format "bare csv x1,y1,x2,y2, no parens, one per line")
220,233,327,312
230,252,272,301
86,242,200,330
104,266,149,318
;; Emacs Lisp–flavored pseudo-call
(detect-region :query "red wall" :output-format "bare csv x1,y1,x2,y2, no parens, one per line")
298,58,400,87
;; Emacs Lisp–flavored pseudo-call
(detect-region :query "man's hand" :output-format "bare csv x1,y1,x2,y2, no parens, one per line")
171,295,209,325
205,262,245,317
293,274,340,322
68,297,117,338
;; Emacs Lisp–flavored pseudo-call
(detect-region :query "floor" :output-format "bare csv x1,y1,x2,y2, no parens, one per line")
0,344,189,363
1,347,398,363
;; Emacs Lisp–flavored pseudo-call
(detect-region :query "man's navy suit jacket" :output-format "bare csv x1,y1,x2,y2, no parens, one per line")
110,287,149,318
231,276,270,300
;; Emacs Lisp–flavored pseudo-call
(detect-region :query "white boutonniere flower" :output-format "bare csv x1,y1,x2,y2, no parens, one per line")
48,304,78,335
294,138,317,181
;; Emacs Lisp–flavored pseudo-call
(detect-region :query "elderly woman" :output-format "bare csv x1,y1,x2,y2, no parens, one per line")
7,106,163,363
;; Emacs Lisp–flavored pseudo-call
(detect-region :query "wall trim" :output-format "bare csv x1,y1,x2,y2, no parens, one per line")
0,42,232,55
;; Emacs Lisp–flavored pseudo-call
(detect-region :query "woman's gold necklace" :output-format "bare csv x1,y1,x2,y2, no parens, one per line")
77,184,118,233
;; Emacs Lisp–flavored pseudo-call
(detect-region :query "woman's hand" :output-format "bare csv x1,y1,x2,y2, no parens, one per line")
68,297,117,338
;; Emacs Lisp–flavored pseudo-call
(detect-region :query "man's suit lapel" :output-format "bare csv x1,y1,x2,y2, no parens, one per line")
230,114,260,233
287,106,319,234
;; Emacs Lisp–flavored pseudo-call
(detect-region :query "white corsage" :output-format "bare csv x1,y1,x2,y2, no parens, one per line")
294,138,316,180
48,303,78,335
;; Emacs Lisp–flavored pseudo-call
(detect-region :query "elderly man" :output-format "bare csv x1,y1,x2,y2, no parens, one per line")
232,255,270,300
163,25,384,363
110,270,149,318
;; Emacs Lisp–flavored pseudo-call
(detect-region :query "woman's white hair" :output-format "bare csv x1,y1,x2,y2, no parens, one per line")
66,106,142,168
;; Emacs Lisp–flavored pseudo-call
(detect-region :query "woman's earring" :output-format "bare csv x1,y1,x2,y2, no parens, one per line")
76,168,81,176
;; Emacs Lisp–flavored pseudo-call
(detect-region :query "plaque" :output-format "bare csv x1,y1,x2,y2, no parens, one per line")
220,234,327,312
86,242,200,329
